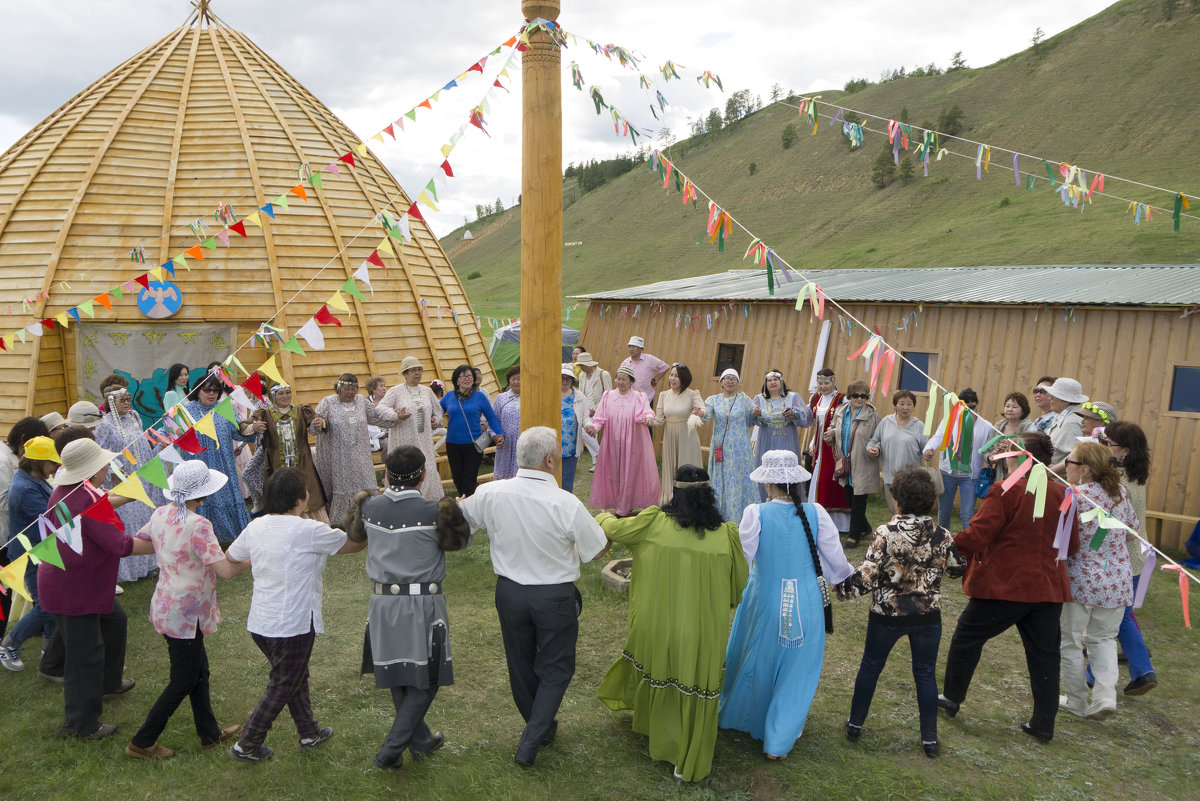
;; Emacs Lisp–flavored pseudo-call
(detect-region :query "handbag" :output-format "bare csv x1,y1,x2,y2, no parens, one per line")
974,466,996,499
834,455,851,479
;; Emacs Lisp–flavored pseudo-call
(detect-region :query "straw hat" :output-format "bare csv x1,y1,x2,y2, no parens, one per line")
54,439,117,485
1046,377,1088,404
627,336,645,348
749,450,812,485
67,401,103,428
400,356,423,374
561,364,578,380
40,411,67,430
23,436,60,463
166,460,228,504
574,352,599,367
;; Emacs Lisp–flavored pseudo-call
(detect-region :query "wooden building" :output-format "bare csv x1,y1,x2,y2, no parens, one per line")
578,265,1200,550
0,5,493,431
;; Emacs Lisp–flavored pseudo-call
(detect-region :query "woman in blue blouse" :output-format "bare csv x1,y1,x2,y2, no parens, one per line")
439,365,505,498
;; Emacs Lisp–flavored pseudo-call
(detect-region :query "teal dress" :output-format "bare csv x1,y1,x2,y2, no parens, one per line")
719,501,827,757
704,392,756,523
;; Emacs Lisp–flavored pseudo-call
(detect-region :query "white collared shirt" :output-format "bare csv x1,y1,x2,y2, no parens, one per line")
459,467,608,585
227,515,348,638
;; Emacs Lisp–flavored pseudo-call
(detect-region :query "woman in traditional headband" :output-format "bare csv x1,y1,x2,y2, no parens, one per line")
252,383,328,522
650,363,705,506
751,370,814,499
586,364,659,514
595,464,748,782
701,368,757,523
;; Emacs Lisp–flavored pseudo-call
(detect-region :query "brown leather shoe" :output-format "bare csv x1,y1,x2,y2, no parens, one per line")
79,723,118,740
126,742,174,760
202,724,243,751
104,677,136,695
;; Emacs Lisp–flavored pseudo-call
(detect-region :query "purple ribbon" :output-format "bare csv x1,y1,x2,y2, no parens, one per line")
1053,490,1077,561
1014,153,1021,187
1133,547,1156,608
831,107,844,125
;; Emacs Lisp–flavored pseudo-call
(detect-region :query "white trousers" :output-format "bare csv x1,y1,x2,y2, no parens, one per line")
1060,601,1124,714
581,429,600,461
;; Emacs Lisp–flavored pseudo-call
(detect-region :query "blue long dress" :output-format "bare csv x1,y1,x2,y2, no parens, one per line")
751,392,813,500
718,501,827,757
704,392,757,524
182,400,257,541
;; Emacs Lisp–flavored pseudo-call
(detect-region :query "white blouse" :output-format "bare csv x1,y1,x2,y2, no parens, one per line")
738,499,854,584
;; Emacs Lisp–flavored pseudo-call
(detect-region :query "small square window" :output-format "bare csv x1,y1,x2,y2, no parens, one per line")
898,351,938,393
1169,366,1200,413
714,343,745,377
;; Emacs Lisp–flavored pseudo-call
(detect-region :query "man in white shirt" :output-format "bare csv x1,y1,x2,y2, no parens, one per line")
458,427,609,767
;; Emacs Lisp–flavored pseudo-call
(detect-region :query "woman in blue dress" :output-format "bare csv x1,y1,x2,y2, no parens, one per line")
718,450,854,759
702,368,757,523
182,372,265,542
751,370,813,500
94,386,166,581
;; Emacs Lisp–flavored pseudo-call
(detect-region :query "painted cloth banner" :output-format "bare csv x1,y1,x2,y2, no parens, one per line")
77,322,237,428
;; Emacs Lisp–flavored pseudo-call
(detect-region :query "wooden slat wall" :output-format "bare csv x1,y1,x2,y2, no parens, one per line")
581,300,1200,549
0,21,494,432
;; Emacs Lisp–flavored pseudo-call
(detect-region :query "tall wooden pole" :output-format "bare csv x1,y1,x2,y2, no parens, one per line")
520,1,563,463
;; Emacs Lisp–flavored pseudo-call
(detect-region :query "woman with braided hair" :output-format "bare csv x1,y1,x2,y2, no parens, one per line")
343,445,470,771
718,449,855,760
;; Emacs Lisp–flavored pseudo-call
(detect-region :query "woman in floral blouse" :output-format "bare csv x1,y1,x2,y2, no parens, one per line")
1059,441,1138,720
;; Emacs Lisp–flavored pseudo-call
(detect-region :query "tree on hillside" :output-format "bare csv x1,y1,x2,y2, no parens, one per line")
689,117,705,138
705,107,724,134
781,123,797,150
843,77,871,94
949,51,967,71
770,83,783,102
898,157,915,185
899,106,910,123
475,204,486,220
870,144,897,189
724,89,754,125
1032,27,1045,53
494,197,504,214
937,105,965,136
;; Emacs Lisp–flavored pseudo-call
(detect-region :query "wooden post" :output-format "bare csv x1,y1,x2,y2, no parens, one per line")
520,1,563,466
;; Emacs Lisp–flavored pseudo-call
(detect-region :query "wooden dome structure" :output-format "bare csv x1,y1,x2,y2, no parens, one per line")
0,2,491,429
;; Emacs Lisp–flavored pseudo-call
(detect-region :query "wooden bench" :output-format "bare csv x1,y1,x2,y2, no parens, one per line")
1145,511,1199,549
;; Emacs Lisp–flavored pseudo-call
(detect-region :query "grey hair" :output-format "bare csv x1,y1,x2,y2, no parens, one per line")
516,426,557,468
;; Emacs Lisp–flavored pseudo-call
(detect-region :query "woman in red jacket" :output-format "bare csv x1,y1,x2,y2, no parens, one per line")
936,432,1079,743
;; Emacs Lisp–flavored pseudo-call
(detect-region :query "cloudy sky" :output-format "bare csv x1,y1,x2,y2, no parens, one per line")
0,0,1114,236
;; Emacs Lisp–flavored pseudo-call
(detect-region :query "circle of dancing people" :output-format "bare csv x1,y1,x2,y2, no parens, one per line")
0,347,1167,783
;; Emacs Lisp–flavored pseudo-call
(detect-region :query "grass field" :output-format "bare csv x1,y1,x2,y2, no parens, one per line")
1,464,1197,801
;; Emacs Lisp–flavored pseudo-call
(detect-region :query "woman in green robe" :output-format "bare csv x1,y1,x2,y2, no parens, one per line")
595,464,749,783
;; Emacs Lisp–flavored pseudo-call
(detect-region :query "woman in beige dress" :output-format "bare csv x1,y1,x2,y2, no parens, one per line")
652,364,704,506
378,356,444,501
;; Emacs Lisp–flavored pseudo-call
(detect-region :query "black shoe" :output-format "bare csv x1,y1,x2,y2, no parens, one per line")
540,720,558,748
1020,722,1053,743
923,740,940,758
843,535,861,548
1124,672,1158,696
230,742,273,762
373,753,403,771
515,753,535,768
845,721,863,743
937,695,960,718
411,731,444,759
299,726,333,749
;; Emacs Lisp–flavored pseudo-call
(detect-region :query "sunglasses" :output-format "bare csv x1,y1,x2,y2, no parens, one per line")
1032,387,1049,394
1064,459,1084,467
848,393,869,399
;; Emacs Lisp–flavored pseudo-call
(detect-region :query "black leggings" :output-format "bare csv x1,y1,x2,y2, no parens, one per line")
446,442,484,497
844,486,872,539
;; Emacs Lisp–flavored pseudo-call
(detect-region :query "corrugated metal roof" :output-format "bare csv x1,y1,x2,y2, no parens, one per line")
574,265,1200,306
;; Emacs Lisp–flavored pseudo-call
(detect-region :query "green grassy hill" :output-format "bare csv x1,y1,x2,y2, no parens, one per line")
444,0,1200,321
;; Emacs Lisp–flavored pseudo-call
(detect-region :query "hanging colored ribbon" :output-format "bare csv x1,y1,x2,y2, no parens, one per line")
1053,487,1077,561
1159,565,1191,627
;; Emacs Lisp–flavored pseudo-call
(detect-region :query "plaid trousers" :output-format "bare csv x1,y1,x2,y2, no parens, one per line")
239,626,320,748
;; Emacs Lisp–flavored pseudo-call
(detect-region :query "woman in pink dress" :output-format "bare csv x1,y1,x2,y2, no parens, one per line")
586,365,659,515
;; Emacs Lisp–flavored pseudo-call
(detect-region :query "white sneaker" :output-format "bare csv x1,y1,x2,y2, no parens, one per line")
0,643,24,671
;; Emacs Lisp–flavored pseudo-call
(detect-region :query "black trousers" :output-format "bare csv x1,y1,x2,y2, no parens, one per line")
55,603,128,736
40,626,65,677
445,442,483,497
131,630,221,748
942,597,1062,735
844,487,872,539
494,576,581,761
377,685,439,765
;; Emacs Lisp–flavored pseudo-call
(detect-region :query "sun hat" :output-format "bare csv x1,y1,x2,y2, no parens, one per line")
749,449,812,485
40,411,67,430
23,436,60,463
720,368,740,382
165,460,228,518
615,365,637,381
54,439,118,485
67,401,103,429
1077,400,1117,424
627,336,645,348
400,356,423,374
1046,377,1088,404
561,364,578,380
574,352,599,367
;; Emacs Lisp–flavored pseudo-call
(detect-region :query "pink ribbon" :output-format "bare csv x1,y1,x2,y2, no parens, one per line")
1160,565,1192,627
996,452,1031,492
1053,487,1077,561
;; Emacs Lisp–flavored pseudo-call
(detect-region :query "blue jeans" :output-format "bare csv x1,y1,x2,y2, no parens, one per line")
938,473,976,530
4,566,56,649
561,455,578,493
849,617,942,743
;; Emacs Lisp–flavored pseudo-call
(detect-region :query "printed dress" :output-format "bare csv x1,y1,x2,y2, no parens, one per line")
595,508,748,782
491,390,522,480
182,400,258,542
752,392,814,499
136,506,225,638
313,394,398,524
379,383,444,501
95,409,166,580
653,388,704,506
589,389,659,515
703,392,757,523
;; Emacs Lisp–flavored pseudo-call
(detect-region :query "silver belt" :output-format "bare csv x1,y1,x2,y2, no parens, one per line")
372,582,441,596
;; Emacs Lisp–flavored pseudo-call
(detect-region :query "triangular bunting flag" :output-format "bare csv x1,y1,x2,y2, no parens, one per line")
440,143,454,158
353,143,368,157
338,152,355,167
281,335,305,355
241,372,264,403
214,396,238,425
309,171,323,188
440,160,454,177
134,274,150,290
111,474,154,508
327,291,350,312
194,412,219,447
0,555,33,602
149,267,165,282
341,277,365,300
407,203,425,223
353,262,374,293
245,211,262,228
289,184,308,201
68,308,81,323
138,455,169,490
313,305,342,327
418,98,433,110
230,221,248,237
257,356,287,387
29,535,64,570
79,300,95,317
94,293,112,310
383,124,395,139
366,250,385,268
274,194,289,212
216,230,230,247
173,255,189,272
377,238,395,257
173,428,205,454
185,244,204,260
260,203,275,220
296,318,326,350
56,313,69,328
82,495,123,528
157,445,183,466
202,237,218,251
